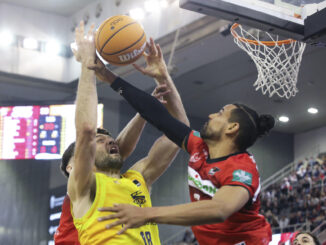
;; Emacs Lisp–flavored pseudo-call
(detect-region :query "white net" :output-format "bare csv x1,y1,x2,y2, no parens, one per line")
231,24,306,99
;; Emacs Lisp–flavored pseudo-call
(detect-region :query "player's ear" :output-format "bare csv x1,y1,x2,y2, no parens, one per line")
226,122,239,135
66,164,72,174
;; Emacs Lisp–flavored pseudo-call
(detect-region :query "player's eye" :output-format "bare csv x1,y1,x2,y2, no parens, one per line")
97,138,104,143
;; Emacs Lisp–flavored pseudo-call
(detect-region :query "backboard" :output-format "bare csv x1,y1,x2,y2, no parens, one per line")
180,0,326,46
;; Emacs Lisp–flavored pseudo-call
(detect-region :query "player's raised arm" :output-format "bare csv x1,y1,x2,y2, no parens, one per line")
128,38,190,187
68,21,97,202
90,57,147,161
133,38,188,124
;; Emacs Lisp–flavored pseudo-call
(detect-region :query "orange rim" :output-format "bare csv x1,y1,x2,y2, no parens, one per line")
231,23,295,46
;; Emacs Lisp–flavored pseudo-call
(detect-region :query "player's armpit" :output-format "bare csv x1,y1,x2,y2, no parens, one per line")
130,135,179,188
212,185,250,221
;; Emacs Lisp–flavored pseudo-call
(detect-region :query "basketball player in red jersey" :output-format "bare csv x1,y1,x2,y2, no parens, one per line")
91,39,275,244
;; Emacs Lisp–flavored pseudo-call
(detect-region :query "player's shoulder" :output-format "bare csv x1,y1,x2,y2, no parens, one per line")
185,130,205,148
226,152,258,171
123,169,147,185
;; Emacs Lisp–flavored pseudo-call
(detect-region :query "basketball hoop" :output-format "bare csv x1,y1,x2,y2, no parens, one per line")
230,23,306,99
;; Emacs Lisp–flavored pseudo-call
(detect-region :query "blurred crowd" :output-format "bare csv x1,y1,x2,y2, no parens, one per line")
261,155,326,233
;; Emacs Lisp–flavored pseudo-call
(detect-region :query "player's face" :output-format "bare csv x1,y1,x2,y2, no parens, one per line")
293,234,316,245
94,134,123,171
201,104,237,140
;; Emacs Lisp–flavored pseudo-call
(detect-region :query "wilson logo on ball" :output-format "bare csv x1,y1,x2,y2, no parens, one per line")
118,42,146,62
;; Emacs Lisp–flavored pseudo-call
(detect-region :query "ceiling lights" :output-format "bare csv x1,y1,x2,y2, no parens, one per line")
279,116,289,123
307,107,318,114
23,37,38,50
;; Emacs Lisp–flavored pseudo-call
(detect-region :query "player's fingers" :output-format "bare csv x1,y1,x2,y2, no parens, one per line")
75,27,80,43
145,42,150,52
150,37,158,56
155,90,171,98
143,51,149,58
155,83,168,90
157,44,163,58
106,219,124,229
154,84,169,94
88,23,95,37
80,20,84,34
117,224,130,235
76,22,84,43
87,64,99,70
147,40,154,55
98,207,118,212
98,213,119,222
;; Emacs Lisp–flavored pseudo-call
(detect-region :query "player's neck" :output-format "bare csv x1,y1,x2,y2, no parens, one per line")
97,169,121,178
205,139,237,159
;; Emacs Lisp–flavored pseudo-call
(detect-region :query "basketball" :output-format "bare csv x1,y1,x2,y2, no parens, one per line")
95,15,147,66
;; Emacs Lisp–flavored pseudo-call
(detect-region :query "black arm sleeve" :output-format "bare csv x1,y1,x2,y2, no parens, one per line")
111,77,192,147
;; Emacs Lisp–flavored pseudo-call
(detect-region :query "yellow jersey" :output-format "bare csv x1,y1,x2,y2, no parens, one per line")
73,170,161,245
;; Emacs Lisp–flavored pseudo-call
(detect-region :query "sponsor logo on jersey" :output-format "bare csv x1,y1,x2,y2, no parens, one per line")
133,179,141,187
193,131,201,138
208,167,220,175
232,170,252,186
118,42,146,62
193,193,200,201
188,167,217,197
189,152,201,163
131,191,146,206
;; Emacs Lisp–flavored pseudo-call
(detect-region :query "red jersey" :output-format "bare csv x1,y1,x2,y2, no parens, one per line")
185,130,272,245
54,195,80,245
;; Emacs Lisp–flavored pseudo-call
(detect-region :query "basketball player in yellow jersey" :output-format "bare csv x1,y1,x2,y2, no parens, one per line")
67,21,189,245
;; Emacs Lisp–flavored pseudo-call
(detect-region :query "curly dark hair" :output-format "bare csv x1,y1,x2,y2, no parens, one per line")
60,128,112,178
229,104,275,151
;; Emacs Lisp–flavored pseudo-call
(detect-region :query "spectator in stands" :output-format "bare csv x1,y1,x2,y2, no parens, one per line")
312,165,321,181
281,177,291,195
289,171,298,185
292,231,320,245
279,215,289,232
296,211,305,225
311,210,325,231
320,192,326,203
303,176,312,193
265,210,279,230
289,213,299,231
296,161,304,171
297,164,306,179
261,155,326,236
306,165,313,178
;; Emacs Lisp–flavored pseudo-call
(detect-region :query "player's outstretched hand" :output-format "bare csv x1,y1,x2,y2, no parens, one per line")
98,204,149,234
133,37,168,80
71,21,96,67
152,83,171,104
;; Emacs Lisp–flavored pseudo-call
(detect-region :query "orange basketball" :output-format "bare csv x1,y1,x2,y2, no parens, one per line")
95,15,147,66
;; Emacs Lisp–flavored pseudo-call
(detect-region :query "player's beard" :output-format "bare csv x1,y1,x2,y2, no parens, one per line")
95,152,123,171
200,121,223,141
